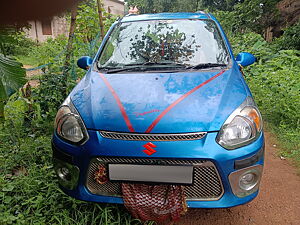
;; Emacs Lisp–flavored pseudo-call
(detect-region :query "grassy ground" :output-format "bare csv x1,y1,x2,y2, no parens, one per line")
16,55,40,68
265,123,300,172
0,125,144,225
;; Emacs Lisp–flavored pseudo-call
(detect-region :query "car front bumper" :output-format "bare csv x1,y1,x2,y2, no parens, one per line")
52,130,265,208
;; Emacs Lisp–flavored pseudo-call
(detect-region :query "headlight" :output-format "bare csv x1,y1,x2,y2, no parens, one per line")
54,96,89,145
216,97,262,149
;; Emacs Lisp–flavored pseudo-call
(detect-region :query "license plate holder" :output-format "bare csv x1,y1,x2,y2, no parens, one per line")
108,164,193,185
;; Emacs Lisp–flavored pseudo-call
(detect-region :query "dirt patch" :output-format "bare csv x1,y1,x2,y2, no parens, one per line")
177,131,300,225
23,65,41,87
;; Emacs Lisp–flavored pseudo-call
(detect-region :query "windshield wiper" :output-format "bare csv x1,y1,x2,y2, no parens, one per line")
98,66,147,74
98,62,187,74
99,62,226,73
124,62,186,68
186,63,227,70
98,63,227,73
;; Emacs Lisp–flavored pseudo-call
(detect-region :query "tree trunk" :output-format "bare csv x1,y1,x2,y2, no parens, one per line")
34,20,39,43
195,0,200,11
63,3,78,95
97,0,105,40
264,26,273,42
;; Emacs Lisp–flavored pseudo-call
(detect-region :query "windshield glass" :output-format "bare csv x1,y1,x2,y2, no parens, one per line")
98,19,230,69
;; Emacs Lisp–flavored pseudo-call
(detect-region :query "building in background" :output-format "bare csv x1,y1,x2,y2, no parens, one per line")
26,0,125,42
104,0,125,15
26,17,68,42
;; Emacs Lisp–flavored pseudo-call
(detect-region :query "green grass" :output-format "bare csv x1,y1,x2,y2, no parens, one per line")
16,55,40,68
266,123,300,171
0,125,144,225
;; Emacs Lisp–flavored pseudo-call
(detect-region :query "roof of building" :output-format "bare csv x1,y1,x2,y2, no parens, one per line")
107,0,125,5
121,12,212,23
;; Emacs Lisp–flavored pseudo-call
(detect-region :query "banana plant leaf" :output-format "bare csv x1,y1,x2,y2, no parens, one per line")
0,54,26,117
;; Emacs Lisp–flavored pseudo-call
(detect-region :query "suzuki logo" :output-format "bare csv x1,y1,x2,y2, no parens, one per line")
143,142,157,156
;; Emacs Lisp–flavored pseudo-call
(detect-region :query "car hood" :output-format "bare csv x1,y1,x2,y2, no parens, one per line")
70,67,249,133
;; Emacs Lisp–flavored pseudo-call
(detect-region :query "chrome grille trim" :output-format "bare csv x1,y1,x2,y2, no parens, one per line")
99,131,207,141
86,157,224,201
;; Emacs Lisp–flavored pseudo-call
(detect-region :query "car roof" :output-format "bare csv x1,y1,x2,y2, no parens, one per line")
121,12,213,23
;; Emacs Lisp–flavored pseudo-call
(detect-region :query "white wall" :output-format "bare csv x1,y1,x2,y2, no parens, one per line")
103,0,125,16
26,16,68,42
26,0,124,42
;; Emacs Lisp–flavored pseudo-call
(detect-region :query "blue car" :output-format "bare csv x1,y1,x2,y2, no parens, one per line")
52,12,264,209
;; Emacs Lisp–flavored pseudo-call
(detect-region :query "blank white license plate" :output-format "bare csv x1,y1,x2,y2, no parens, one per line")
108,164,193,184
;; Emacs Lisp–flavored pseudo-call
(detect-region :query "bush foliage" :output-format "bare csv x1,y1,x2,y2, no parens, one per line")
226,30,300,168
274,21,300,50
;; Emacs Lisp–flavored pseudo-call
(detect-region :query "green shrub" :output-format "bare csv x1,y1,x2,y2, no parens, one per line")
228,32,300,168
0,28,36,57
23,35,68,67
228,32,275,62
245,49,300,168
30,73,69,133
213,10,238,37
274,20,300,51
4,95,28,131
0,130,141,225
246,50,300,127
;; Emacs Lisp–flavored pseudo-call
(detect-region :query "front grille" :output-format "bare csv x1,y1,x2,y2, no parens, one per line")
86,157,224,201
99,131,207,141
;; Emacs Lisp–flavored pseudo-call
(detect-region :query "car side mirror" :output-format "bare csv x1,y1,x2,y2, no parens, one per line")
235,52,256,67
77,56,93,70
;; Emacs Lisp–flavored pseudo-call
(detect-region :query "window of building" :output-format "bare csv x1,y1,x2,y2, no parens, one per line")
42,19,52,35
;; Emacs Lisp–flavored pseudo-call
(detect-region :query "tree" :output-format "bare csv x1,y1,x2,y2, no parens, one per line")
96,0,105,40
63,3,79,95
126,0,201,13
75,0,118,43
201,0,242,11
125,0,281,37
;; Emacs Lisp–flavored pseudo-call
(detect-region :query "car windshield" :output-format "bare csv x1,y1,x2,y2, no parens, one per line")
97,19,230,69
